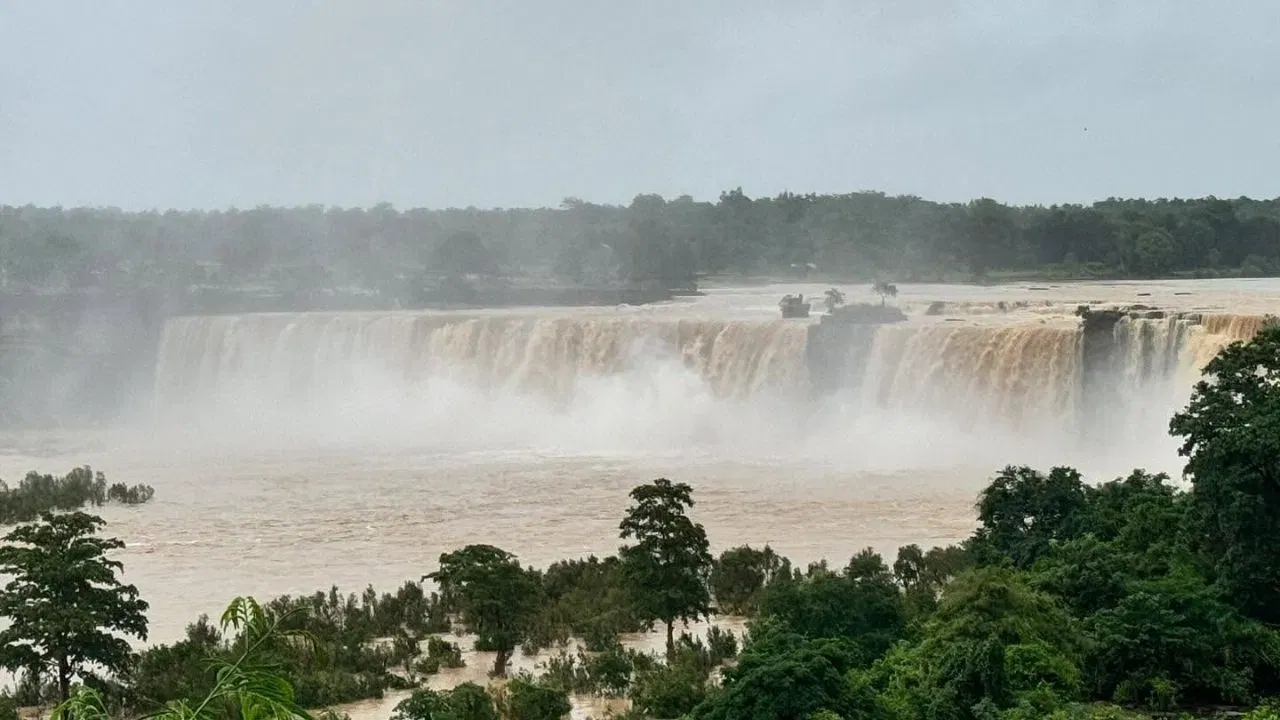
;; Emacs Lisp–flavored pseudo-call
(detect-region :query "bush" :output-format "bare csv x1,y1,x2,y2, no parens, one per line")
503,676,571,720
705,626,738,665
107,482,155,504
426,636,464,669
392,684,498,720
630,660,707,719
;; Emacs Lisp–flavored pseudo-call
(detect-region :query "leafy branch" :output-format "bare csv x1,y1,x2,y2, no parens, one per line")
52,597,314,720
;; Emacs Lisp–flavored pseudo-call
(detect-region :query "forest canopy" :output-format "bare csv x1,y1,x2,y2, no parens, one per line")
3,192,1280,296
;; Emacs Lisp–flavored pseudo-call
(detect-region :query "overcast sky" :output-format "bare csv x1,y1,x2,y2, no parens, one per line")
2,1,1278,210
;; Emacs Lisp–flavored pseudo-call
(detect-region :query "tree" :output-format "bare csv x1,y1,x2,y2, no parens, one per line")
618,479,713,658
710,545,783,615
0,512,149,701
883,567,1083,718
425,545,541,676
755,559,905,658
1083,570,1276,709
392,683,497,720
690,638,856,720
870,281,897,306
972,466,1090,568
503,676,570,720
1169,323,1280,623
822,288,845,313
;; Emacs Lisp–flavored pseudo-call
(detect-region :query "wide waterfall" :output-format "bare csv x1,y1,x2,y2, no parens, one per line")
151,306,1267,454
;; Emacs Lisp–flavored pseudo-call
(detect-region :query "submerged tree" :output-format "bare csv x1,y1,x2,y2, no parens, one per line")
822,288,846,313
619,479,713,658
0,512,149,701
871,281,898,306
426,544,541,676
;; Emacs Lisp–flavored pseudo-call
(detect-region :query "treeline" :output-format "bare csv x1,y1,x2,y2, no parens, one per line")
4,194,1280,298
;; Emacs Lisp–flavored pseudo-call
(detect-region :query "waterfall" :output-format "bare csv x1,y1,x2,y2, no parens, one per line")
150,310,1271,448
857,323,1082,431
153,312,812,409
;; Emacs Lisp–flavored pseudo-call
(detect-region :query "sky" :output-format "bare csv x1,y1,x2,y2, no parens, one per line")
2,1,1279,210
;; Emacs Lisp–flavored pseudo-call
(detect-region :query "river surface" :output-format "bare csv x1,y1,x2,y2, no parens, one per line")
1,278,1277,718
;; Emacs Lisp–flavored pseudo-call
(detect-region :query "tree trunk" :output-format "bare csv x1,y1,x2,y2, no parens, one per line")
665,620,675,660
492,648,511,677
57,656,71,702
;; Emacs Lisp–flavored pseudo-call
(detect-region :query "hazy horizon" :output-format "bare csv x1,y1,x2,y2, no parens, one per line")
4,1,1280,211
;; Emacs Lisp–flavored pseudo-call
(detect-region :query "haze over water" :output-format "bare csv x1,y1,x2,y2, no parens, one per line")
0,278,1275,648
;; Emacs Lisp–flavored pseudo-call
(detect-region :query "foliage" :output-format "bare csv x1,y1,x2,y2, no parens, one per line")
874,567,1083,720
391,683,498,720
871,281,898,306
53,596,313,720
106,482,155,505
532,555,644,652
0,467,154,525
1169,323,1280,623
618,479,713,658
629,654,709,719
1082,568,1278,708
822,288,845,313
971,465,1090,568
0,511,149,701
691,626,861,720
755,549,905,658
710,545,783,615
133,582,449,710
19,194,1280,305
893,543,973,617
426,545,542,676
501,675,571,720
128,615,222,707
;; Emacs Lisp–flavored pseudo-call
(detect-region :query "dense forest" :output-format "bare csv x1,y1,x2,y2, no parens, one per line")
4,193,1280,299
6,325,1280,719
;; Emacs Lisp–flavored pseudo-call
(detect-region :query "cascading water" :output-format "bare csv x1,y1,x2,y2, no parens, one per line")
154,312,812,406
856,323,1082,431
148,307,1271,459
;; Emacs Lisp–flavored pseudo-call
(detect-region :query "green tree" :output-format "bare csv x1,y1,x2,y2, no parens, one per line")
392,683,497,720
1083,569,1277,709
426,544,541,676
503,676,571,720
1169,323,1280,623
972,466,1090,568
881,567,1082,719
618,479,713,658
710,545,782,615
755,558,905,658
0,512,149,701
